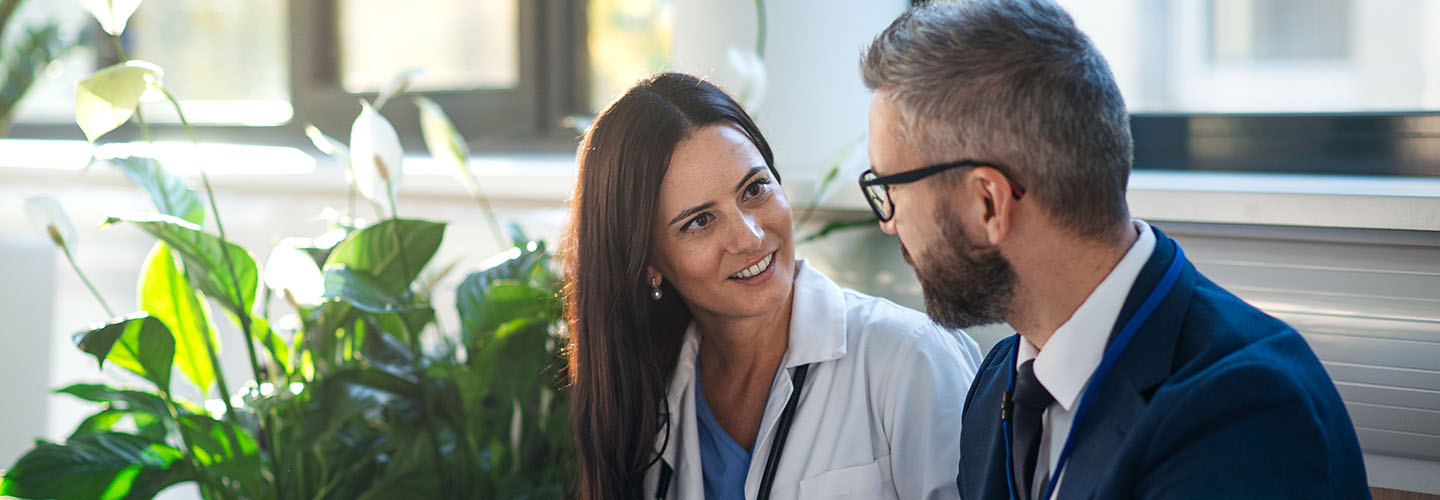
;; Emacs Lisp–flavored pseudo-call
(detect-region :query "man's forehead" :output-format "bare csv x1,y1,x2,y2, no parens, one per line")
868,94,913,173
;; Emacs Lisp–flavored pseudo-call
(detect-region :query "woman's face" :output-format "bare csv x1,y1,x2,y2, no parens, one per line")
648,123,796,322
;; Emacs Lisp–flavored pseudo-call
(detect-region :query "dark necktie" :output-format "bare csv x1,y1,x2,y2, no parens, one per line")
1012,359,1055,500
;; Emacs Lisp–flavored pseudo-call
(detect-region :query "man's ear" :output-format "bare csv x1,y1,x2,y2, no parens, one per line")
970,167,1019,246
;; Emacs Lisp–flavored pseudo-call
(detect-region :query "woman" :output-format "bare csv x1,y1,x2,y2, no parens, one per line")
563,72,982,499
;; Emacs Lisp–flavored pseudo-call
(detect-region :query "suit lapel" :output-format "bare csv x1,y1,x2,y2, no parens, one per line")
1055,227,1198,500
961,335,1020,500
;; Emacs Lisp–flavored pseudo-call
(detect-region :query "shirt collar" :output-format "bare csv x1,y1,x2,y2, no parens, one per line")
783,259,849,367
1022,220,1156,411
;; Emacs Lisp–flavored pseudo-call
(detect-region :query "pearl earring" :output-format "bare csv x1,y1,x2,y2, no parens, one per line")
650,277,663,300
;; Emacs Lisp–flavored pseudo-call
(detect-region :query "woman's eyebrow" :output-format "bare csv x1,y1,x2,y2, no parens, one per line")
668,202,715,227
733,166,765,192
667,166,767,227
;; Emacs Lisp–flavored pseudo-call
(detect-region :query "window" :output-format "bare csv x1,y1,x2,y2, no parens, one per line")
5,0,588,152
1058,0,1440,177
129,0,291,125
585,0,672,110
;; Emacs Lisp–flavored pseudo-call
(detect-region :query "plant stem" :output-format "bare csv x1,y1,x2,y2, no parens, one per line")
183,268,245,431
60,244,115,317
159,388,226,497
113,34,257,495
108,35,154,143
156,50,282,490
797,217,878,245
0,0,23,41
160,88,198,144
347,181,357,224
795,135,865,229
754,0,767,58
460,176,510,248
400,320,452,495
385,181,414,312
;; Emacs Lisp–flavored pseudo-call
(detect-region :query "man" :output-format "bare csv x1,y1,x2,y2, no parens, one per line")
857,1,1370,499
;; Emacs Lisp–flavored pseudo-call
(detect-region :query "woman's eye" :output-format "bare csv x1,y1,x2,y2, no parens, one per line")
744,178,771,198
682,213,712,232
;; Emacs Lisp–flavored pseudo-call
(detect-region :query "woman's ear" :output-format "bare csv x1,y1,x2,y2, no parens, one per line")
645,266,665,301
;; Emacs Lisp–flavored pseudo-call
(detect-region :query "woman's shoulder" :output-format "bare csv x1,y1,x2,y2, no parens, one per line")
837,288,977,359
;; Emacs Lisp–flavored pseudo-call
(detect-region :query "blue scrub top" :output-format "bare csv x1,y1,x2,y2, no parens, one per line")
696,365,752,500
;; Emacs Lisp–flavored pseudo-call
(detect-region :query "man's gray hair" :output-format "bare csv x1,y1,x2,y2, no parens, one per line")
861,0,1132,238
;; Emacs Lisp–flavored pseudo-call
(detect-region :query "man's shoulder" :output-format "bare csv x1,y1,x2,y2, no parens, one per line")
1170,272,1317,381
1141,268,1357,454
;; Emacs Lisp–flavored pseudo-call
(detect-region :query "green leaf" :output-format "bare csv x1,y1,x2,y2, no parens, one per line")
105,214,259,318
102,156,205,225
0,432,186,500
72,314,175,393
323,266,416,314
376,306,434,337
797,217,878,245
69,409,125,437
176,415,261,484
325,218,446,295
458,280,552,344
249,316,290,376
457,242,551,339
294,371,404,448
75,60,163,143
70,409,166,443
505,222,529,249
139,242,218,396
0,23,72,126
56,384,176,417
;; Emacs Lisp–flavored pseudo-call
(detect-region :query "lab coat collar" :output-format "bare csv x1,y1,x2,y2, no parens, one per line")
651,259,848,486
783,259,850,368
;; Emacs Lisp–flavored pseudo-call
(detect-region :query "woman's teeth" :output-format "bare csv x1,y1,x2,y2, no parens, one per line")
730,252,773,279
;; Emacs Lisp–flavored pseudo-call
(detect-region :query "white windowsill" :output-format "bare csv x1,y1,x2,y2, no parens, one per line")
3,138,1439,232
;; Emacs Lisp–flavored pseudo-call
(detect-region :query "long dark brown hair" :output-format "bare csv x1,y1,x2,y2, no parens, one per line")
562,72,777,499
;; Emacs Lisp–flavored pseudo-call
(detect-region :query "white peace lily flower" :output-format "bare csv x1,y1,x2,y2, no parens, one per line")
263,237,325,306
74,60,166,143
304,123,350,160
349,100,404,212
374,67,425,110
81,0,142,36
25,196,78,251
727,47,768,113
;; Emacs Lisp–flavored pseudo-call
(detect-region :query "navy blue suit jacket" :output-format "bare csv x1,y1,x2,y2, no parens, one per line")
959,226,1369,499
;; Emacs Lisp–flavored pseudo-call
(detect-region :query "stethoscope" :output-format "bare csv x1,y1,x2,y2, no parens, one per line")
654,363,812,500
1002,245,1185,500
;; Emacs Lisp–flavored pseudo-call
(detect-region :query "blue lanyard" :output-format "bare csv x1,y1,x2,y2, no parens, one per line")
1003,245,1186,500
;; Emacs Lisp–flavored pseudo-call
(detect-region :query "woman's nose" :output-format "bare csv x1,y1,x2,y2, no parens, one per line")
728,213,765,253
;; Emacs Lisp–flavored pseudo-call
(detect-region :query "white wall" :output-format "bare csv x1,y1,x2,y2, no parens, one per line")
668,0,907,179
0,233,55,468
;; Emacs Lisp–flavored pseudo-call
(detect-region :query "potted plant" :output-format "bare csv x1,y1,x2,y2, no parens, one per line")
0,2,572,498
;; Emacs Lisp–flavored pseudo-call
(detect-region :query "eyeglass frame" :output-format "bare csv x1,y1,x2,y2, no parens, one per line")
857,159,1027,222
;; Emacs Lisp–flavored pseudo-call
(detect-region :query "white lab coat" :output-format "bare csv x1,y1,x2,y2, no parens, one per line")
643,260,983,499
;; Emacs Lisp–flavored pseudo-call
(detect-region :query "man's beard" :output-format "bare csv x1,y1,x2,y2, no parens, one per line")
902,212,1017,330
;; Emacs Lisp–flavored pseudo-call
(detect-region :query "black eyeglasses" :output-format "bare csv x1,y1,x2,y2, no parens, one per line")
857,159,1026,222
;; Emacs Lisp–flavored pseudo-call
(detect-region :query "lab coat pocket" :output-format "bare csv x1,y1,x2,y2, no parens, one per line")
798,460,888,499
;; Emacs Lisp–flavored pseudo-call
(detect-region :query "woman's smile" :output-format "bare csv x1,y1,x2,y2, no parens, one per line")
727,250,776,284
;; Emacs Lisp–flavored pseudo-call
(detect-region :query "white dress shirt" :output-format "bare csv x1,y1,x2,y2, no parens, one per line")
1014,219,1156,499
